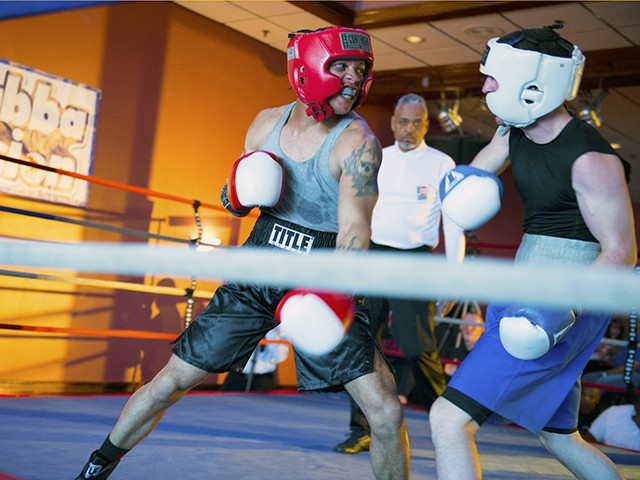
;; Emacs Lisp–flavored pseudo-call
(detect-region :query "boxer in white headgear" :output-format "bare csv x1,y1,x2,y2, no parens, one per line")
439,22,585,230
480,27,585,129
430,24,637,480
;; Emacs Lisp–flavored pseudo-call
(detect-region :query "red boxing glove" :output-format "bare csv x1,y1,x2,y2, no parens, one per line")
224,150,285,217
276,289,355,356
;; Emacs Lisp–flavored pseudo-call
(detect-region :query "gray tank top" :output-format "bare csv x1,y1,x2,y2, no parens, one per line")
261,102,360,232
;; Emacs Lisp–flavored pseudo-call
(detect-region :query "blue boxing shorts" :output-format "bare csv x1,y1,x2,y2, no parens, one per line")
172,212,378,392
442,234,610,434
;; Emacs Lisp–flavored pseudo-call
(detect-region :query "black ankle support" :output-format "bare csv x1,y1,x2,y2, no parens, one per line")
98,435,129,462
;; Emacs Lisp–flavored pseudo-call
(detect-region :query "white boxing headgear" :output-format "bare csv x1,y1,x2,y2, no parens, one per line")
480,28,585,128
287,27,374,122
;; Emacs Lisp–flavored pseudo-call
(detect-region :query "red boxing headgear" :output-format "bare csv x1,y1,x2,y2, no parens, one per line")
287,27,374,121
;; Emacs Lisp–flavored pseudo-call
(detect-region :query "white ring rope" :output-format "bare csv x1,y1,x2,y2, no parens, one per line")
0,238,638,315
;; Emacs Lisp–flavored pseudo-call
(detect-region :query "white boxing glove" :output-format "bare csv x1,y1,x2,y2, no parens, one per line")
499,306,577,360
223,150,284,217
439,165,503,230
275,289,355,356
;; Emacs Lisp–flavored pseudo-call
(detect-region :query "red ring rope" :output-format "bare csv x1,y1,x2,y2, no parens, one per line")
0,153,255,218
467,241,519,250
0,323,289,345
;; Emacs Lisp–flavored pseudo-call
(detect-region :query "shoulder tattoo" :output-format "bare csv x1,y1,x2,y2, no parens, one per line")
343,140,381,197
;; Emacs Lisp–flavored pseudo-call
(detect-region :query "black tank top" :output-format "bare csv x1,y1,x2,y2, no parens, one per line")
509,118,622,242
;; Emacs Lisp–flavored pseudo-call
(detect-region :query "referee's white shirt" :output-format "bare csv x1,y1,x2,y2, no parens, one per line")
371,140,464,262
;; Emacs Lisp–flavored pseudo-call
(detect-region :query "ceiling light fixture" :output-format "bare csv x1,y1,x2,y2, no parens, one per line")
577,90,608,128
437,92,463,133
404,35,425,44
463,26,505,39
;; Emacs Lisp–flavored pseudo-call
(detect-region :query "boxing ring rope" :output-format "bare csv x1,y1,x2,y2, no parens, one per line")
1,238,639,314
0,323,178,341
433,314,629,349
0,153,227,213
0,319,629,398
0,322,289,346
0,268,215,299
1,152,638,395
0,147,266,347
0,237,636,392
0,151,248,327
3,150,635,304
467,241,519,251
0,205,222,247
622,265,639,399
0,311,624,345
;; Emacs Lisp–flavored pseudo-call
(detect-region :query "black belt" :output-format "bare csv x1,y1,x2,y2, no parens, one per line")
244,212,337,254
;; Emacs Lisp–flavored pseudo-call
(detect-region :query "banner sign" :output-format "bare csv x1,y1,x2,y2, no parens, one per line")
0,59,101,206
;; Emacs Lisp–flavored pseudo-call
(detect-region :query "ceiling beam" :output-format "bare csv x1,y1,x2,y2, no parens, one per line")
352,1,572,29
287,2,640,104
579,46,640,90
291,1,572,29
288,1,355,26
368,46,640,102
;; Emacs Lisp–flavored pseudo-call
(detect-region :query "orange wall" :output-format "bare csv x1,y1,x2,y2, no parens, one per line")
0,2,297,389
0,3,637,392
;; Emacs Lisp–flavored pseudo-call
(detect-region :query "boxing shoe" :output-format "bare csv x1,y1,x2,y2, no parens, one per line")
74,450,120,479
333,431,371,454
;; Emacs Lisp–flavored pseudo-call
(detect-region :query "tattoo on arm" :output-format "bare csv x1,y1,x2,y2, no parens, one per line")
343,140,380,196
336,236,359,251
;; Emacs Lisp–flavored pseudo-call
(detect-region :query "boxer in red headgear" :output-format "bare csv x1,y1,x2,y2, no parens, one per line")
287,26,374,121
76,26,411,480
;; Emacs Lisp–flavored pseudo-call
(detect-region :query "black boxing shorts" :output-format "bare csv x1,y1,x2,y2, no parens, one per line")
172,212,378,392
